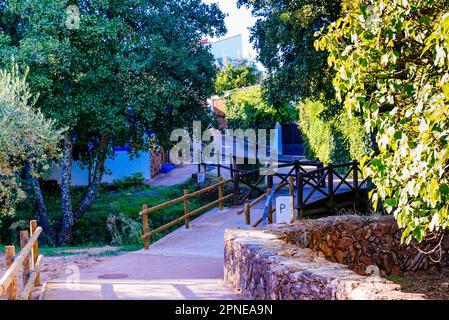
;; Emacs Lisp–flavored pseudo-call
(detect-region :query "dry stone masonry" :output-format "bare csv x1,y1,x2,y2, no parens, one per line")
223,214,449,300
281,215,449,277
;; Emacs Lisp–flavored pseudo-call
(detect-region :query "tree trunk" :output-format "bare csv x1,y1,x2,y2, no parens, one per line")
75,134,109,218
58,132,74,245
25,163,56,245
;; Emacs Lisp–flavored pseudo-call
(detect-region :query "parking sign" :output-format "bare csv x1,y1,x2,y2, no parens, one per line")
275,196,294,224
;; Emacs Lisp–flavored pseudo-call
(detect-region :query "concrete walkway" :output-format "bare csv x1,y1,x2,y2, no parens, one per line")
147,164,197,186
41,206,250,300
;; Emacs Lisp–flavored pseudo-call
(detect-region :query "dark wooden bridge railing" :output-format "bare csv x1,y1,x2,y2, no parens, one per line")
295,161,370,219
199,153,323,206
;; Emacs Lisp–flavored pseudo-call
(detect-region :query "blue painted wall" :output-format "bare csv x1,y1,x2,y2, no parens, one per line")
46,150,151,186
210,35,243,62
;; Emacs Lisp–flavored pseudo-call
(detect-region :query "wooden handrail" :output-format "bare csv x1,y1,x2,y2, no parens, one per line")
139,179,232,216
0,221,43,300
140,178,233,245
19,255,43,300
141,193,233,240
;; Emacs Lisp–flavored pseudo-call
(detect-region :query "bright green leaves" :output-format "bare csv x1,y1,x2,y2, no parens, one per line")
0,64,64,215
238,0,342,107
316,0,449,243
225,86,294,130
214,63,260,96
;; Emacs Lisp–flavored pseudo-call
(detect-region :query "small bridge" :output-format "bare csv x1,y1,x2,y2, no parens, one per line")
201,158,370,224
140,158,370,249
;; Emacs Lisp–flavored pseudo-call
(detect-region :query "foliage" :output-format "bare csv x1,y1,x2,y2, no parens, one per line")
214,63,260,95
0,0,226,150
0,64,63,215
297,99,336,164
316,0,449,243
112,173,146,190
225,85,294,130
0,180,213,245
106,212,143,246
297,99,370,164
238,0,342,107
0,0,226,243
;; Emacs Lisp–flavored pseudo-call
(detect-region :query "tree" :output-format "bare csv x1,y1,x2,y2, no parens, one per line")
316,0,449,243
0,64,63,229
237,0,342,107
225,85,294,130
214,63,260,95
0,0,225,244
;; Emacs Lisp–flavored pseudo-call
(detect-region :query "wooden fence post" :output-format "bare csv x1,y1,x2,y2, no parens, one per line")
296,172,303,220
184,189,190,229
233,171,240,206
353,160,359,192
217,151,221,178
289,176,294,197
229,153,234,179
318,162,326,187
30,220,40,286
353,160,360,209
218,177,224,211
20,230,30,288
245,203,251,225
142,204,149,250
5,246,17,300
328,164,335,212
267,188,273,224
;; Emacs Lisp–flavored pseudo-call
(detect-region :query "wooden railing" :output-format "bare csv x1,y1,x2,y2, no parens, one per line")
199,153,322,206
139,177,233,250
0,220,43,300
239,178,293,227
295,161,369,218
241,160,370,226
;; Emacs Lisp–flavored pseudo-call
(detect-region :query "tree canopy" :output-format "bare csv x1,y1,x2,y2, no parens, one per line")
0,0,226,244
214,62,260,96
316,0,449,243
0,64,63,215
238,0,342,107
225,85,294,130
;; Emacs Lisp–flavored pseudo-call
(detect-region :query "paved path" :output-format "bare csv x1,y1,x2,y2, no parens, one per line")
41,206,251,300
147,164,197,186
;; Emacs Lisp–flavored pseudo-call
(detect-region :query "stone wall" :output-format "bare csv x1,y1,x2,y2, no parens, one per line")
281,215,449,276
224,228,423,300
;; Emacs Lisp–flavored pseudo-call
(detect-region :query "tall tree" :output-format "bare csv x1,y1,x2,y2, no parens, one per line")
316,0,449,243
237,0,342,107
0,0,225,244
0,64,63,234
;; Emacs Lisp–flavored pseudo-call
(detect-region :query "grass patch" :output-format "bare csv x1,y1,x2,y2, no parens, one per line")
1,177,231,247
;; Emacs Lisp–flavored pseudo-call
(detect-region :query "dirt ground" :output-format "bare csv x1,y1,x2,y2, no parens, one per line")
3,245,449,300
385,267,449,300
0,246,120,300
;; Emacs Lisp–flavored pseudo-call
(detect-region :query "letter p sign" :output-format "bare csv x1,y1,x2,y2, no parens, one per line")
66,5,80,30
275,196,294,224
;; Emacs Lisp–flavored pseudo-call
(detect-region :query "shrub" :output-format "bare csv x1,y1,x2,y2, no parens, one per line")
106,212,143,246
297,99,371,165
112,173,146,190
0,64,63,215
